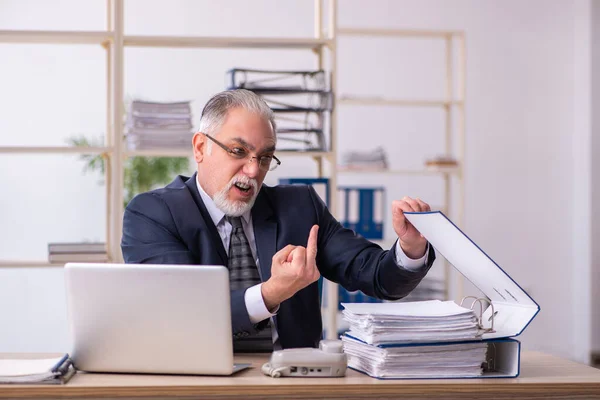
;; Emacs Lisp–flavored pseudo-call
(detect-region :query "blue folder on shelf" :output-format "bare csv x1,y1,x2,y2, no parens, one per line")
341,211,539,379
338,186,384,239
399,211,540,378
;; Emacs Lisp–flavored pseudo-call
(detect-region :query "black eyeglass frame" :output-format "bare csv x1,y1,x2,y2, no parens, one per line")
204,133,281,171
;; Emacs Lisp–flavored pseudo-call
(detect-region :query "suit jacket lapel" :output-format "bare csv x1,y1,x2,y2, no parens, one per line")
251,188,277,282
184,173,228,265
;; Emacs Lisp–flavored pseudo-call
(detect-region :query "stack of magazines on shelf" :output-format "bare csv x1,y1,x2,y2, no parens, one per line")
226,68,332,151
48,242,107,264
338,211,541,379
339,147,389,170
125,100,194,150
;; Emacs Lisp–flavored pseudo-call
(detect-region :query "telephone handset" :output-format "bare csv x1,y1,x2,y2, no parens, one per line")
261,340,348,378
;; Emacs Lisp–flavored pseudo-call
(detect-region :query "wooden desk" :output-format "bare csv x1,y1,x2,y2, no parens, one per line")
1,351,600,399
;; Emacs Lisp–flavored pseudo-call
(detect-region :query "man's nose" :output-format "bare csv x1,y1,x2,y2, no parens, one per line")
242,157,261,178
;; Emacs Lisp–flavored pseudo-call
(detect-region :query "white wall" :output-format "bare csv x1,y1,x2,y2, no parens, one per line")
0,0,595,363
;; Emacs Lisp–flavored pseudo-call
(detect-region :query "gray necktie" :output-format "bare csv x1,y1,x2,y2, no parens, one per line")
227,216,261,290
227,216,273,352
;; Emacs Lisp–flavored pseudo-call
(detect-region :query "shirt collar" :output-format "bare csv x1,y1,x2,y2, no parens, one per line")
195,176,251,226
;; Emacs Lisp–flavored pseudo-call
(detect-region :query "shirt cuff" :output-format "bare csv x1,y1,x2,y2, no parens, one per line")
395,240,429,271
244,283,279,324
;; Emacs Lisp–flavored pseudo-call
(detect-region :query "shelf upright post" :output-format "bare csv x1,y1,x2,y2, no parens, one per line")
325,0,339,340
108,0,125,263
105,0,114,262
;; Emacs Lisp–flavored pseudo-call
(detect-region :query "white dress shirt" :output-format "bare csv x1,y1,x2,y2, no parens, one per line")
196,178,429,324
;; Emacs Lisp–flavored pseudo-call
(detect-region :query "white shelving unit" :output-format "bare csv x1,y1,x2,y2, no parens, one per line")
0,1,465,336
0,0,337,263
334,26,466,302
0,0,342,339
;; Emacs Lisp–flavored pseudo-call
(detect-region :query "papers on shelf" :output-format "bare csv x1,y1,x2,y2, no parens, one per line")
0,355,75,384
341,300,481,345
341,335,487,379
125,100,194,151
340,147,389,170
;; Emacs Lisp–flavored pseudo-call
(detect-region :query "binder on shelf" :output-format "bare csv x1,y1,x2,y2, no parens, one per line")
227,68,329,93
278,178,329,206
342,211,540,379
338,187,384,239
226,68,331,151
226,68,332,112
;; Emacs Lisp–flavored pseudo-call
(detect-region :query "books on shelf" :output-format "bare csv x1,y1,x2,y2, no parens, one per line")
226,68,331,152
125,100,194,151
425,155,459,170
48,242,106,254
0,354,76,384
48,242,108,264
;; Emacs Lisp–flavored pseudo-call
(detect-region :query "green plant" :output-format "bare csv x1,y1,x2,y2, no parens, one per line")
69,136,190,207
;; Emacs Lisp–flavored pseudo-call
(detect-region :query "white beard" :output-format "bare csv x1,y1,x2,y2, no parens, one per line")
213,175,259,217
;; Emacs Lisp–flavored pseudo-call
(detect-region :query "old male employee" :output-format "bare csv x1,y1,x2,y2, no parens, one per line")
121,89,436,352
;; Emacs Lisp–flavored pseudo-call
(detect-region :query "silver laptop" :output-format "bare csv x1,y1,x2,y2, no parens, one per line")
64,263,249,375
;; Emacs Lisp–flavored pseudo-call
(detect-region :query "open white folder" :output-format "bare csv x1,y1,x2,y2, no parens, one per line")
397,211,541,378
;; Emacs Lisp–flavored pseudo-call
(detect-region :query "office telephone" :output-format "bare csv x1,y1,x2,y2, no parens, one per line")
261,340,347,378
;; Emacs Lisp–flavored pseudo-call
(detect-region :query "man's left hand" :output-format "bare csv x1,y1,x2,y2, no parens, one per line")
392,197,431,259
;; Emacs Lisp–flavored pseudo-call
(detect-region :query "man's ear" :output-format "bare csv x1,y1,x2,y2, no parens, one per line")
192,132,205,163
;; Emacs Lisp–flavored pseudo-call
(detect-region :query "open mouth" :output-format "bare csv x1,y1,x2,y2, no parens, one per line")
234,182,251,192
232,181,254,197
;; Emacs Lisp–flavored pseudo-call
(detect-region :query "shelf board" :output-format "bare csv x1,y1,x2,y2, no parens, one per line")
337,96,463,108
337,167,461,176
0,31,331,49
124,149,333,159
0,30,112,45
124,149,191,158
124,35,332,49
337,27,463,38
276,150,334,159
0,146,111,154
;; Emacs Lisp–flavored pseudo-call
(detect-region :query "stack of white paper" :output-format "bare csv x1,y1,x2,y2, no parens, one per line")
342,300,481,345
125,100,194,150
341,335,488,378
0,355,75,384
341,300,488,379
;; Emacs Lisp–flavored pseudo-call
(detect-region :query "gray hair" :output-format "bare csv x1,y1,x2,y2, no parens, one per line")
198,89,276,153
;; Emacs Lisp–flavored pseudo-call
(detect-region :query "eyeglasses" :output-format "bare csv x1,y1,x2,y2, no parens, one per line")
204,133,281,171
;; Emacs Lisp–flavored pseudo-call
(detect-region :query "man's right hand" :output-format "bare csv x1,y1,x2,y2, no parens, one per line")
261,225,320,312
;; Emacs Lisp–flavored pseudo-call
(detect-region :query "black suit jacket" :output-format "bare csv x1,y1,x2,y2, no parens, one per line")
121,173,435,349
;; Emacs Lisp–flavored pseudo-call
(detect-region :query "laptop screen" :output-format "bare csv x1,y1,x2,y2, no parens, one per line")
65,263,239,375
